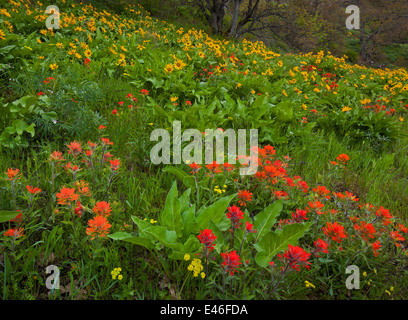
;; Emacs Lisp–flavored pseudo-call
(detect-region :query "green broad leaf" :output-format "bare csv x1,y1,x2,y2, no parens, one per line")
25,123,36,137
107,232,155,250
0,211,20,223
159,181,183,237
253,200,283,242
196,193,236,231
181,205,198,236
168,234,201,260
13,119,29,135
131,216,181,249
254,222,311,268
275,100,294,123
178,188,192,214
107,232,132,240
208,220,226,253
121,236,155,250
145,77,164,89
11,95,37,110
162,166,196,190
236,98,246,117
0,45,16,54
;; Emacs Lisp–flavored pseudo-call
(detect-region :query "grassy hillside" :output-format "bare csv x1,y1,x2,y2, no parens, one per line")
1,0,408,300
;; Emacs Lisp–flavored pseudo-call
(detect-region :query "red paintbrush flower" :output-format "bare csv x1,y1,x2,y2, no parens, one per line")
221,250,241,275
197,229,217,252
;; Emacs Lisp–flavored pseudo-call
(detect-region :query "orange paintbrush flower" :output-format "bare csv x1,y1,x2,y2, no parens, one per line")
322,221,347,243
238,190,253,207
5,168,21,181
86,215,111,240
56,187,79,205
92,201,112,217
67,141,82,157
4,227,24,239
26,185,42,194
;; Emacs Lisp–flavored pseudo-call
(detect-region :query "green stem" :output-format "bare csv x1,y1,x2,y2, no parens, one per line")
238,232,248,257
194,174,200,206
177,271,191,300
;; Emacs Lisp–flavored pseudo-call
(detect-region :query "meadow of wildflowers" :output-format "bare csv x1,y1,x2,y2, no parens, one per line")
1,0,408,301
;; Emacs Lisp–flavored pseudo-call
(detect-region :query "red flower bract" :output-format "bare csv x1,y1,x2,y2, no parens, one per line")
322,221,347,243
291,208,308,223
238,190,253,207
4,227,24,239
221,250,241,275
245,221,257,233
189,162,201,175
26,185,42,194
313,238,329,256
67,141,82,157
226,205,244,229
197,229,217,252
278,244,311,271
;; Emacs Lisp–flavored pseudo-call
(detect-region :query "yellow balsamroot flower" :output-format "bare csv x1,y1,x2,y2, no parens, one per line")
170,96,178,103
277,61,283,67
164,63,174,74
56,42,64,49
50,63,58,70
0,29,6,40
84,49,92,57
174,59,186,70
282,89,287,97
342,106,352,112
360,98,371,104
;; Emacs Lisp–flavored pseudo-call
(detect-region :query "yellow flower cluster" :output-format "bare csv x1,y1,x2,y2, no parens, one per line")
111,267,123,280
187,258,205,278
214,185,227,194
